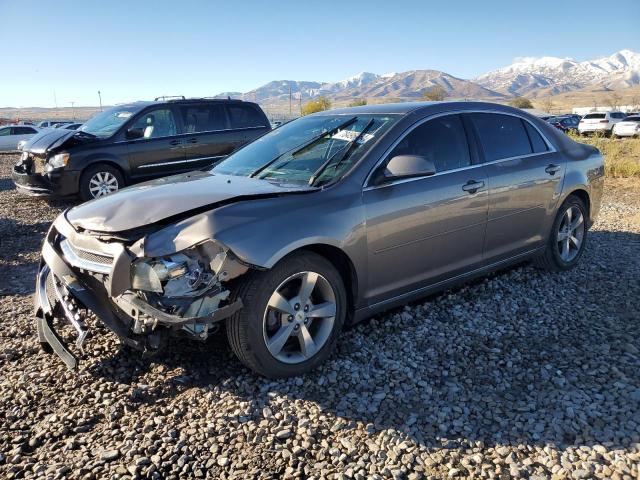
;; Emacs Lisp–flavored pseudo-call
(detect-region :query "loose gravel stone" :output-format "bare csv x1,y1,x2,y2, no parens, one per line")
0,153,638,479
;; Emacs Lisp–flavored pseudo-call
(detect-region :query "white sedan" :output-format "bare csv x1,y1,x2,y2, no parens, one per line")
0,125,40,151
612,115,640,138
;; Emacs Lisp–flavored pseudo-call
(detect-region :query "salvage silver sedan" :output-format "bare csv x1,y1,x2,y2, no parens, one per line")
35,102,604,377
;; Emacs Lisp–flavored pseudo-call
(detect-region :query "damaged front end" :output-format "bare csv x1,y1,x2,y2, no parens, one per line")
35,212,249,369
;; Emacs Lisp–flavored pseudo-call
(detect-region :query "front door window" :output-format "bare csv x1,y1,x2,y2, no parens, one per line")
130,108,177,139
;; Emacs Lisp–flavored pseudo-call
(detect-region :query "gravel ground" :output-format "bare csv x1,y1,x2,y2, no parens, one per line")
1,152,639,479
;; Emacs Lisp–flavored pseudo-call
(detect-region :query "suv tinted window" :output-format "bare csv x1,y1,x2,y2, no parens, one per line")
0,127,10,136
228,105,266,129
523,121,549,153
471,113,533,161
180,104,228,133
583,113,605,119
130,108,177,138
388,114,470,174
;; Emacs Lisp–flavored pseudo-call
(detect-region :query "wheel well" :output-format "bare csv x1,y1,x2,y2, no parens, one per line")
566,189,590,217
82,161,126,182
297,244,358,320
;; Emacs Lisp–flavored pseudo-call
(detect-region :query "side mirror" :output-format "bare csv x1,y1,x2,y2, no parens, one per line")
125,127,145,140
378,155,436,184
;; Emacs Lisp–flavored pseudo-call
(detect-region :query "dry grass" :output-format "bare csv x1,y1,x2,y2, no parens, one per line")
569,132,640,178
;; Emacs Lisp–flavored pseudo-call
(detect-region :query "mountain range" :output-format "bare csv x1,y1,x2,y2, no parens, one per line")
217,49,640,105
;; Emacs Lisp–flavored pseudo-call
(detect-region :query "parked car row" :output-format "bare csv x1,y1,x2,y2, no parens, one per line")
12,98,271,200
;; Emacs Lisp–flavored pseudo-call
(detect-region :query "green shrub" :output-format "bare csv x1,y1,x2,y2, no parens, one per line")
301,96,331,116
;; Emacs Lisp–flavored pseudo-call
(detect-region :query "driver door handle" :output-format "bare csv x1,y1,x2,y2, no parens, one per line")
462,180,484,193
545,164,561,175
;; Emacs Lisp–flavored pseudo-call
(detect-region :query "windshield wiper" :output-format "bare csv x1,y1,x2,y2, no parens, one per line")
249,116,357,178
308,118,375,186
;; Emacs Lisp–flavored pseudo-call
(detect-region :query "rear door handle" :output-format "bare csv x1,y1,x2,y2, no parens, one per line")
169,139,182,146
545,164,561,175
462,180,485,193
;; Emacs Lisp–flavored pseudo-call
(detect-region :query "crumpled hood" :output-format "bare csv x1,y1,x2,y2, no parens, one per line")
23,128,77,155
66,170,315,233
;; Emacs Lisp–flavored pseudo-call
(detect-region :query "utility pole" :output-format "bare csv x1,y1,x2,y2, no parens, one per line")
299,92,302,116
53,90,58,108
98,90,103,111
70,102,76,120
289,86,292,117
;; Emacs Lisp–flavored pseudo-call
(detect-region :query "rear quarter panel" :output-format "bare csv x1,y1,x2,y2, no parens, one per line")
559,142,605,225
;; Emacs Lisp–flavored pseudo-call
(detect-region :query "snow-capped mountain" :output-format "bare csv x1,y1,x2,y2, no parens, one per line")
218,70,503,103
475,49,640,96
215,49,639,105
321,72,380,92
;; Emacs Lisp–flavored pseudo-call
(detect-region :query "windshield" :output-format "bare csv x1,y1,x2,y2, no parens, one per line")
212,114,397,186
79,106,140,138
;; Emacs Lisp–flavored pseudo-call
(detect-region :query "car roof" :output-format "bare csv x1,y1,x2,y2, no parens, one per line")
1,124,38,128
113,98,260,111
314,101,537,117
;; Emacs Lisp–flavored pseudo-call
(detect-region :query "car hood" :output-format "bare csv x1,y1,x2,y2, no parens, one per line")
23,128,95,155
66,170,316,233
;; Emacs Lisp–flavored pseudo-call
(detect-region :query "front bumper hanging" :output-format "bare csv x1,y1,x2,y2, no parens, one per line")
35,216,242,369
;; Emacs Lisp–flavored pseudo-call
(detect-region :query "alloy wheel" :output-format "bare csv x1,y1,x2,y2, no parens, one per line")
89,171,119,198
556,205,585,262
263,271,337,364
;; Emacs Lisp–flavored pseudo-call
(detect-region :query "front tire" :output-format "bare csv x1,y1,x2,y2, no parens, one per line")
534,195,588,271
226,251,346,378
79,164,124,201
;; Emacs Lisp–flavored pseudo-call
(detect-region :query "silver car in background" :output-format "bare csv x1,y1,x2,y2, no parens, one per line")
34,102,604,377
0,124,40,151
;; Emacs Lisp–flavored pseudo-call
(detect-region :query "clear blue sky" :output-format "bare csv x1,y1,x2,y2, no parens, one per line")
1,0,639,107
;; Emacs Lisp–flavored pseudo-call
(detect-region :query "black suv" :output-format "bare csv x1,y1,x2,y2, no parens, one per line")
13,97,271,200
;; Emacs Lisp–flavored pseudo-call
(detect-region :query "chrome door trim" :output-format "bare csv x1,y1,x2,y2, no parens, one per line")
138,155,226,169
363,109,557,190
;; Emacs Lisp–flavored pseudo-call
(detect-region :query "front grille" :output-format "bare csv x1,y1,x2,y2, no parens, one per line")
44,268,57,307
60,238,113,274
71,247,112,266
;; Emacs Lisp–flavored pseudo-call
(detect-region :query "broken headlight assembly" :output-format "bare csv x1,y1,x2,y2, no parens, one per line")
123,240,248,339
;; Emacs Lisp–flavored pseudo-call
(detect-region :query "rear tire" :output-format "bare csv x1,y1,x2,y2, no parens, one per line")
534,195,588,271
79,164,124,201
226,251,346,378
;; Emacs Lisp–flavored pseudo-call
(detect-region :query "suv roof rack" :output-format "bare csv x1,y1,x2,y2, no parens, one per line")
154,95,186,101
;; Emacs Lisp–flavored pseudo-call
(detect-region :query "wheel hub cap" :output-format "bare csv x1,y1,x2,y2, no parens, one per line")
263,271,336,364
557,205,584,262
89,172,119,198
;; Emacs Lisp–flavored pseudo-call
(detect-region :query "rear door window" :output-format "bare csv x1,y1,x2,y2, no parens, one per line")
523,121,549,153
130,108,177,139
180,104,228,133
471,113,533,161
228,105,266,129
583,113,606,119
387,114,471,174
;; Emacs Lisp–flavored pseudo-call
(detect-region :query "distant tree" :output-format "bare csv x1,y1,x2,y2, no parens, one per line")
301,96,332,116
629,95,639,111
540,97,554,113
606,93,622,110
509,97,534,109
422,86,447,101
348,99,367,107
